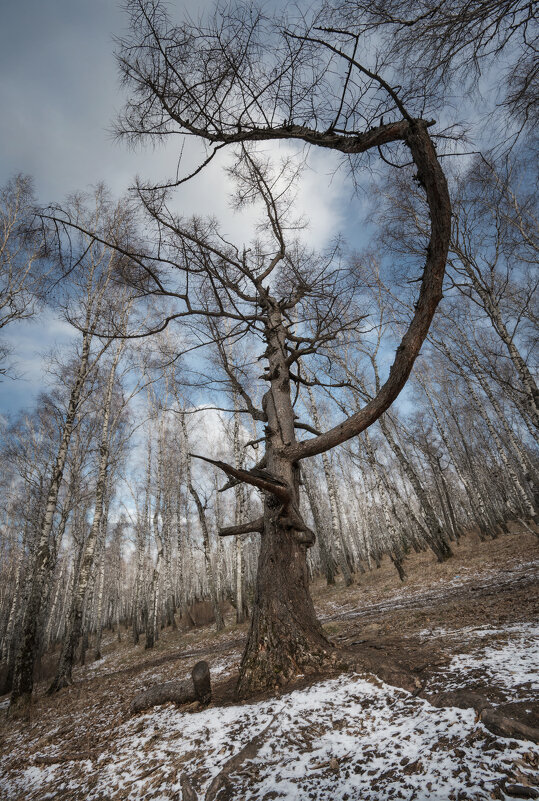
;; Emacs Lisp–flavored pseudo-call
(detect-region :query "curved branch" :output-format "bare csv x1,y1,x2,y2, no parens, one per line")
284,120,451,461
189,453,289,500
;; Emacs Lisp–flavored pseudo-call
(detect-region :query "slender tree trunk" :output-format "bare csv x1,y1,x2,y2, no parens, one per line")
94,537,106,659
307,387,352,585
10,328,92,711
0,554,24,694
424,379,490,537
302,468,336,584
48,344,121,692
190,484,225,632
363,431,407,580
466,377,534,521
436,456,461,540
379,416,452,562
233,393,247,622
466,348,538,518
455,254,539,428
146,497,164,649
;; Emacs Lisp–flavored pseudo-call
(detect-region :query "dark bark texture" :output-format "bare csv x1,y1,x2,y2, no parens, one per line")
236,499,332,697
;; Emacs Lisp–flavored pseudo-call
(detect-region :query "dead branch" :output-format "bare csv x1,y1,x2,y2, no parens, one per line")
219,517,265,537
190,453,290,500
204,713,280,801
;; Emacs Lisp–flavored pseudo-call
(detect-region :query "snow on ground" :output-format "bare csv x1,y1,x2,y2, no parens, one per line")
2,546,537,800
421,623,539,702
2,670,537,800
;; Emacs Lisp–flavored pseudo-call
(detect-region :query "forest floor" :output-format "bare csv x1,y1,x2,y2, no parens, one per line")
1,524,538,800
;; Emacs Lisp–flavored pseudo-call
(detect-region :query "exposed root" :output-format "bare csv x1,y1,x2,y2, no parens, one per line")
204,713,279,801
431,690,539,743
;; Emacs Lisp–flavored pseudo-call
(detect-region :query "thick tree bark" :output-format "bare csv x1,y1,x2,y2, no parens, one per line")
236,307,331,697
236,494,331,697
131,660,211,713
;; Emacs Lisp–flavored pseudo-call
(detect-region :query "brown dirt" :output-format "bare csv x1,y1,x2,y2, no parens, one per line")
314,523,539,730
0,523,537,792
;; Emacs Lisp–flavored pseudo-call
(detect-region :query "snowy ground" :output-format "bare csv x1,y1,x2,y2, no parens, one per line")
424,623,539,704
2,669,537,801
1,620,538,801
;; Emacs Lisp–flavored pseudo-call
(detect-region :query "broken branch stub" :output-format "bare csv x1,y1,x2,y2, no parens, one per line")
192,659,211,705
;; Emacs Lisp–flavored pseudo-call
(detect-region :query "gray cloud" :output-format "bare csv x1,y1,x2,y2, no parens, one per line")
0,0,351,414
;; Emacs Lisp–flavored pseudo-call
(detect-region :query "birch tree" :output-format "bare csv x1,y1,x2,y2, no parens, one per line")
9,190,134,713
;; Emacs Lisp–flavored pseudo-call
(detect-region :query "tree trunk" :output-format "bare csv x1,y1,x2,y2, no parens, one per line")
302,468,336,585
379,416,452,562
94,537,106,659
48,343,121,692
364,430,407,580
455,252,539,429
307,386,352,585
190,484,225,632
233,394,247,623
236,306,331,697
10,327,92,712
236,494,331,697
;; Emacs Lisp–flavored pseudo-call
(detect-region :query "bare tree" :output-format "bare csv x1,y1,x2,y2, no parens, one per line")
69,0,453,696
0,174,47,376
330,0,538,138
48,304,132,692
8,189,135,713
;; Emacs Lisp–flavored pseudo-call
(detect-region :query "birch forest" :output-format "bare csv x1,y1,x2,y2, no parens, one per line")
0,1,537,799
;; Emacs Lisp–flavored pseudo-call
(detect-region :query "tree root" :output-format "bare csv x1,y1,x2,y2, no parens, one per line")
430,690,539,743
204,713,280,801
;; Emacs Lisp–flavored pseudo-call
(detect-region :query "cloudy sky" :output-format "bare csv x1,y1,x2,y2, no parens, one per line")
0,0,353,416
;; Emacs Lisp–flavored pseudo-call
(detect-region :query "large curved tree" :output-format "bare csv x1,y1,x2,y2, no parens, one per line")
111,0,451,696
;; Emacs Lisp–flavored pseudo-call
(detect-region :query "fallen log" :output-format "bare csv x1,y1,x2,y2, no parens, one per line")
503,785,539,799
131,660,211,714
